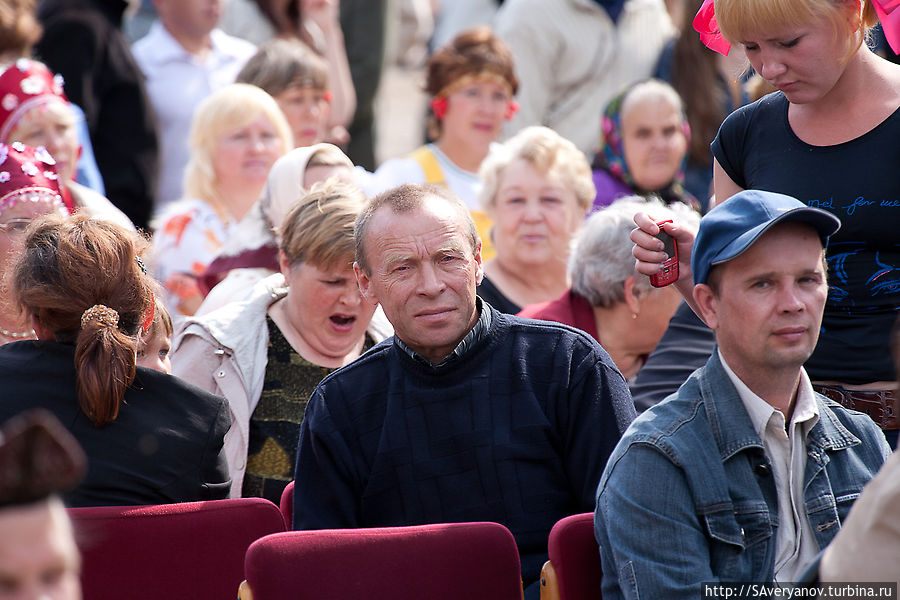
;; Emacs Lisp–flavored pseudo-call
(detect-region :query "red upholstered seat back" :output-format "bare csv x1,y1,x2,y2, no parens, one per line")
547,513,603,600
244,521,524,599
69,498,286,600
279,480,293,528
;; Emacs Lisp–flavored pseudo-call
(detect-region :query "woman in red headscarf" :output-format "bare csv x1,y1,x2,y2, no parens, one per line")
0,59,133,230
0,142,67,344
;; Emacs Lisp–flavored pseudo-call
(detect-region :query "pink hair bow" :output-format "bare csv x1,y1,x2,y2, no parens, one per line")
693,0,730,55
873,0,900,54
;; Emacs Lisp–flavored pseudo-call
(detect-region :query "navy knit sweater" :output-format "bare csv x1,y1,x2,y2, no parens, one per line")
293,307,636,586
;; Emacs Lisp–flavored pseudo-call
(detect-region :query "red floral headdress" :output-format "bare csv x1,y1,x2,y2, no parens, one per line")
0,142,65,216
0,59,69,142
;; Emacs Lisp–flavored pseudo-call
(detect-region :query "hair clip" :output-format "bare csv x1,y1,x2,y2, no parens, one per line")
81,304,119,329
430,97,448,120
140,295,155,333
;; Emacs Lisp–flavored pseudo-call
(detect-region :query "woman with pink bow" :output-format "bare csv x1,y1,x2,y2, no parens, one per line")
632,0,900,445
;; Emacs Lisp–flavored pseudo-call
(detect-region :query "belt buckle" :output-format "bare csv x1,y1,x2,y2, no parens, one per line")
847,392,887,424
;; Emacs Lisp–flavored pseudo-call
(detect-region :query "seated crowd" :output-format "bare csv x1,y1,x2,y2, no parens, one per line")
1,0,899,596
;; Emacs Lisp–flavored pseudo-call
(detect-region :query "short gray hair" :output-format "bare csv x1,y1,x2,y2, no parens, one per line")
570,197,699,307
354,183,479,274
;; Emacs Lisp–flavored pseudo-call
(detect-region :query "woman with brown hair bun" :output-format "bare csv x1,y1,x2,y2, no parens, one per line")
0,214,230,506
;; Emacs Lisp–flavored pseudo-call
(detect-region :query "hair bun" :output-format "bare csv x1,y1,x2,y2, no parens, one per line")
80,304,119,329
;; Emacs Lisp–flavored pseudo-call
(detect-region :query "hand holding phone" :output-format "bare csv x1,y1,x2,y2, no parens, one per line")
650,220,678,287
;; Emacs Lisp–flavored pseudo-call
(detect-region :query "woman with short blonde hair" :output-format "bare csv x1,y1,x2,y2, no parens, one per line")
195,142,357,315
172,179,390,501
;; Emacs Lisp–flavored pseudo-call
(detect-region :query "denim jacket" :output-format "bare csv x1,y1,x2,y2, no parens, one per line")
594,352,890,599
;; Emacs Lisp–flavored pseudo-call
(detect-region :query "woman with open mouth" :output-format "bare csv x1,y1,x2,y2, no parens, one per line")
170,179,391,503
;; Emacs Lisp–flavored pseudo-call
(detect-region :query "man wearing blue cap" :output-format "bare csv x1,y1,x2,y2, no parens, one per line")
594,189,890,598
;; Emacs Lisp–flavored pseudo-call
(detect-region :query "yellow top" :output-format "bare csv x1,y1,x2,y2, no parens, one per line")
408,146,495,260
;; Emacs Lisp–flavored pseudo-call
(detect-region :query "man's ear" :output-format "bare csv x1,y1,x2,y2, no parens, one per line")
473,239,484,285
623,275,641,315
692,283,719,330
353,262,379,306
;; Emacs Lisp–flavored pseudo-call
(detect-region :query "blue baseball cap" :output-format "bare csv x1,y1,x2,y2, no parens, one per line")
691,190,841,285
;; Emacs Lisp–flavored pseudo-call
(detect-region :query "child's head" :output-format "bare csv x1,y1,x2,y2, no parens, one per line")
137,298,173,374
237,39,331,148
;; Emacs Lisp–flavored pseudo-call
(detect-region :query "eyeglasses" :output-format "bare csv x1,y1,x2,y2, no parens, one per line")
0,218,33,235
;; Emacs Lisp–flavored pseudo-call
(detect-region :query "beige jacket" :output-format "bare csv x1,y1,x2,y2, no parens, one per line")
171,273,392,497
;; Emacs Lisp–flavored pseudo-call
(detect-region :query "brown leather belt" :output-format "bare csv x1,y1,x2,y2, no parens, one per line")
813,385,899,431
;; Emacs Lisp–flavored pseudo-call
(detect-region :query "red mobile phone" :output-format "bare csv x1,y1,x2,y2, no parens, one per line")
650,220,678,288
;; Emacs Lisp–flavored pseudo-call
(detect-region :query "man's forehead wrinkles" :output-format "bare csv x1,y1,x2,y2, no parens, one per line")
374,228,461,253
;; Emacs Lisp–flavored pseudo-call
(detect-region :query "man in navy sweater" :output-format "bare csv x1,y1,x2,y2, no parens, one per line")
292,183,635,597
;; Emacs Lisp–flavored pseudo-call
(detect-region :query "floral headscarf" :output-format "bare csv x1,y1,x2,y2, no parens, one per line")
594,80,699,210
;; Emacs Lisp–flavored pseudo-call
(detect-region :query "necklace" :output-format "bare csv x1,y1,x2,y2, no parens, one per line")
0,325,34,339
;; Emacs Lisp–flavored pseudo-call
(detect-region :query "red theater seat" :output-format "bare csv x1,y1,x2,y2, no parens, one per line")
69,498,285,600
540,513,603,600
238,521,524,599
279,480,293,528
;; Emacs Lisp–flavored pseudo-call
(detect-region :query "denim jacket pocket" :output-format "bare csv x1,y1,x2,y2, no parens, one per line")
806,489,860,543
703,503,774,580
833,491,861,524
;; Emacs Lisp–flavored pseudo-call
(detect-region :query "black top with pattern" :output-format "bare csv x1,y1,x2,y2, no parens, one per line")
241,316,374,503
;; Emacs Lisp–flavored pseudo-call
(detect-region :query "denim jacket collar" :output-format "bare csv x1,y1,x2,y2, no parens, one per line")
699,351,862,464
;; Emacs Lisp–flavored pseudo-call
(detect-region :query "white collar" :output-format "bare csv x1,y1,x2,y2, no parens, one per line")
718,349,819,439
